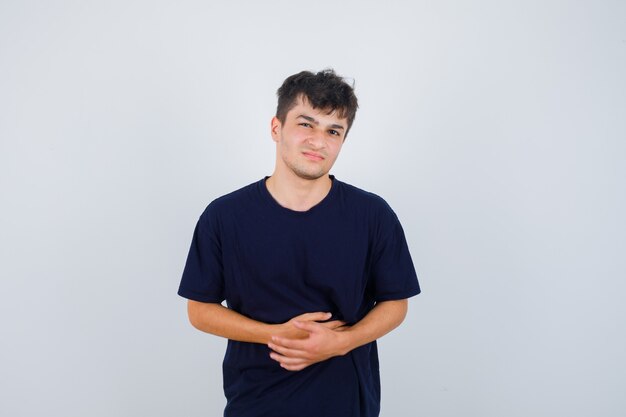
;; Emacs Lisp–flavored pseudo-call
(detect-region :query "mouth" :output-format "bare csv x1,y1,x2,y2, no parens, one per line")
302,151,325,161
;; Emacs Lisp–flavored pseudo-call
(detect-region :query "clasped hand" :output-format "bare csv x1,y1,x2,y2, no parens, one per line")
268,312,350,371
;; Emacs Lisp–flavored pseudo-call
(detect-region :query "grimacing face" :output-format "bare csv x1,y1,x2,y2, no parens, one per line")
271,97,347,181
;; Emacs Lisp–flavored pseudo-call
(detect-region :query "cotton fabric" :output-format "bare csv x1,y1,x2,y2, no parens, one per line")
178,176,420,417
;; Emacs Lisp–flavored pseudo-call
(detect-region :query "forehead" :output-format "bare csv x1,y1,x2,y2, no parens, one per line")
286,96,347,125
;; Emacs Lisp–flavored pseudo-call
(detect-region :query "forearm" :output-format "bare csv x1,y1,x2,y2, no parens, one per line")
187,300,274,344
267,299,409,371
338,299,408,355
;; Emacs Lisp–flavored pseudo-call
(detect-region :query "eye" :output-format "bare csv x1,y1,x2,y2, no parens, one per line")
299,122,312,128
328,129,340,136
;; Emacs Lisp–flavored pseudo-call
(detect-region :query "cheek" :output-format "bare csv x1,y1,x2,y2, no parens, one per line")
328,142,343,158
279,138,299,161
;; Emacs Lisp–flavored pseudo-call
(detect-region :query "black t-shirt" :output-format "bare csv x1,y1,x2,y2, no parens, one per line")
178,176,420,417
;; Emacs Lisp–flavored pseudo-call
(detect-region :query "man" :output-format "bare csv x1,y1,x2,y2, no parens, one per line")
178,69,420,417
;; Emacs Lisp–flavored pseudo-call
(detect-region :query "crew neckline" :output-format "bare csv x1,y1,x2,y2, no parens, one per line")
259,175,338,216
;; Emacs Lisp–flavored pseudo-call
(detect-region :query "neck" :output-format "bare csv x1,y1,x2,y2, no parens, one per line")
265,170,332,212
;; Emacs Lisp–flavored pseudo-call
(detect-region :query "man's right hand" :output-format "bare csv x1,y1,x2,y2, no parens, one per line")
186,301,348,345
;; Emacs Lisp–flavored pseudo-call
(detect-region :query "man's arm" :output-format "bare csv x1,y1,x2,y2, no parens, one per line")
186,300,345,344
267,299,408,371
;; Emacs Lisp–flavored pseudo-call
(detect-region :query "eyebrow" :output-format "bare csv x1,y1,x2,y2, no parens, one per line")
297,114,345,130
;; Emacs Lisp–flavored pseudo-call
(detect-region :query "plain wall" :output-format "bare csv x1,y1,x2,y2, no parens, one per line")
1,1,624,416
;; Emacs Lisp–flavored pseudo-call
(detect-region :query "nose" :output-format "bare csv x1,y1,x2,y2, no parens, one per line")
306,129,325,149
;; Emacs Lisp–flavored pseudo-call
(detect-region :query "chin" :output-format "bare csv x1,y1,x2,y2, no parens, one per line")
285,160,329,181
297,172,326,181
293,168,327,181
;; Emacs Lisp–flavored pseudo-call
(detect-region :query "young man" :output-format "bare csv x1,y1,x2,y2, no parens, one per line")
178,69,420,417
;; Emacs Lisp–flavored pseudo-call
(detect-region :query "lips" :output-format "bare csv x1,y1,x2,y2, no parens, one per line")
302,151,324,161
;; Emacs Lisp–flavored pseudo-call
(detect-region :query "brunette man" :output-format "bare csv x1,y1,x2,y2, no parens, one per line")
178,69,420,417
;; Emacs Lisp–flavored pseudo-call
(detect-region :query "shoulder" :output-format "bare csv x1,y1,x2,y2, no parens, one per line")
211,180,259,208
335,178,398,220
335,179,406,245
198,179,263,224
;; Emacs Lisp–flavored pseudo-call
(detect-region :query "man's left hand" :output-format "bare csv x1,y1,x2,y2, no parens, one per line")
268,320,351,371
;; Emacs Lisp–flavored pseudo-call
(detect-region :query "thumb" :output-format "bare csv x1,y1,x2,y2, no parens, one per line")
295,312,332,322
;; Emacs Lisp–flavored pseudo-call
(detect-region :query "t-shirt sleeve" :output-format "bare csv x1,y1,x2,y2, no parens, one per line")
369,204,421,302
177,204,225,303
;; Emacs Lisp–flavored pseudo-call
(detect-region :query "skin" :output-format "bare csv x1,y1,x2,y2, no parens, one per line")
187,95,410,371
265,96,347,211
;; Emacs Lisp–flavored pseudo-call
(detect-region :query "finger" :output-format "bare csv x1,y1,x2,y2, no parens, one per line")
320,320,347,330
271,336,310,350
294,312,332,322
281,363,309,371
334,325,350,332
269,351,310,365
293,320,323,333
269,352,313,371
268,342,309,359
277,359,311,371
319,320,344,328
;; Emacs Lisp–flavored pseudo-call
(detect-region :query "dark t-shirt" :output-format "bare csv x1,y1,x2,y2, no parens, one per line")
178,176,420,417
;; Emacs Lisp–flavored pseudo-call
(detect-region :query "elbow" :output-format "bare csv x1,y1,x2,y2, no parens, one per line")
374,298,409,328
187,300,205,330
187,300,223,332
384,298,408,329
397,299,409,326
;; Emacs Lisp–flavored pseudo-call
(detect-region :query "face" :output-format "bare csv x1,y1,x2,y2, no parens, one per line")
271,97,347,181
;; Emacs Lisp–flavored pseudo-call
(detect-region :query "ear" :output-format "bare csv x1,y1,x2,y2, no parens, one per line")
270,116,281,143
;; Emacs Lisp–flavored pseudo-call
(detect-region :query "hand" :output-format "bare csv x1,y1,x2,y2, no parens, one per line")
268,319,352,371
272,312,346,340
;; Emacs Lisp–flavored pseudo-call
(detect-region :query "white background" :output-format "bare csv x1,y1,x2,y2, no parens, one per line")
1,1,625,416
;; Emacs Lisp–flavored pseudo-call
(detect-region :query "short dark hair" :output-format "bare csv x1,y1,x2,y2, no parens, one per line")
276,69,359,135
